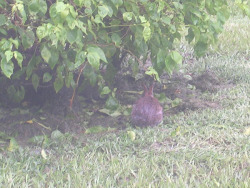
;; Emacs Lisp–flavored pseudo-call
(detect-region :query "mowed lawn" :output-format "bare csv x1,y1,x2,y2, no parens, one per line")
0,17,249,187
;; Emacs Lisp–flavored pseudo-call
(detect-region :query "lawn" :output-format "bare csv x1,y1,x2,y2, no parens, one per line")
0,16,249,187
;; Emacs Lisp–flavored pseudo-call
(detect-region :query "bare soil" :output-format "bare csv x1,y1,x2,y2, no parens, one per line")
0,70,233,145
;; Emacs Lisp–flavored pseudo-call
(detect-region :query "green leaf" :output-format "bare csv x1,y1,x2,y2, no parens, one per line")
143,24,151,42
101,86,111,96
41,45,51,63
139,16,147,23
83,65,97,86
87,46,107,63
127,131,136,141
0,28,7,35
5,51,13,62
0,39,12,51
76,20,87,34
29,135,49,145
39,0,48,15
217,6,230,24
1,58,14,78
7,137,19,152
14,51,23,68
123,12,133,21
75,51,86,68
54,75,64,93
105,95,119,111
194,41,208,57
56,2,66,12
60,9,69,19
94,15,104,25
15,86,25,103
87,51,100,70
36,25,47,42
111,33,121,45
32,73,40,92
107,6,113,17
161,16,171,25
65,71,74,88
87,20,97,40
20,30,35,49
0,14,6,26
9,38,19,49
69,5,77,18
48,48,59,69
171,98,182,108
186,27,195,43
43,72,52,82
165,51,182,74
51,130,64,141
66,15,76,29
98,30,109,42
170,51,182,65
145,67,160,82
191,26,200,44
111,0,123,8
102,45,116,59
156,49,166,68
7,85,25,103
67,29,78,44
49,3,62,24
73,0,84,6
26,56,41,79
98,5,109,19
98,108,121,117
16,3,27,24
28,0,40,14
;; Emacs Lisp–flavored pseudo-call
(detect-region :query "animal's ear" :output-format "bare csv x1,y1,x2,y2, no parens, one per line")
143,83,148,96
148,82,154,96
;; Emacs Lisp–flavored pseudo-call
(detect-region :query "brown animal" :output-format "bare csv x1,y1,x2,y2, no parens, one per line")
131,83,163,127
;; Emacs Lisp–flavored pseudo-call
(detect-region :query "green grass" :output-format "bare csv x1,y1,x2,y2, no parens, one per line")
1,16,250,187
216,16,250,54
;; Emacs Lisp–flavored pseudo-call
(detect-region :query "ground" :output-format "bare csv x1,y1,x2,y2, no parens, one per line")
0,68,231,145
0,16,249,187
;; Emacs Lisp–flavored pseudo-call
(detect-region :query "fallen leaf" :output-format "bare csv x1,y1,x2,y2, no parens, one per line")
26,120,33,124
243,127,250,135
41,149,47,159
7,138,19,152
98,108,121,117
51,130,64,141
127,131,136,141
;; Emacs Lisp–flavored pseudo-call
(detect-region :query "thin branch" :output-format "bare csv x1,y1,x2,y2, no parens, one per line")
69,62,86,109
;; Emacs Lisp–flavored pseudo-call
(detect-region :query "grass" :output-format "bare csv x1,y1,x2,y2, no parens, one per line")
1,16,250,188
215,15,249,55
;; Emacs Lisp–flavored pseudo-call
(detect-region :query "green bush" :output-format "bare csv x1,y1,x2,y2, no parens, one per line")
0,0,230,102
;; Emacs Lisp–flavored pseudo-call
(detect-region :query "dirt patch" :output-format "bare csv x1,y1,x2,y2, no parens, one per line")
160,71,232,113
0,70,233,145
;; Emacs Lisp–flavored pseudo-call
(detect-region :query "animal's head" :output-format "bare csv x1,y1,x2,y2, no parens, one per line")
143,83,154,97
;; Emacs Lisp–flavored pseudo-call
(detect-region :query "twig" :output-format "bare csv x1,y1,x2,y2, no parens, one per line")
69,62,86,109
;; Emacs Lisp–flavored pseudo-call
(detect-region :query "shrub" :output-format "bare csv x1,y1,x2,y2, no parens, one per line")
0,0,230,103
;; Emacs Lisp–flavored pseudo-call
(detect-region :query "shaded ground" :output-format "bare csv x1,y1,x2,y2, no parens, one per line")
0,70,233,145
